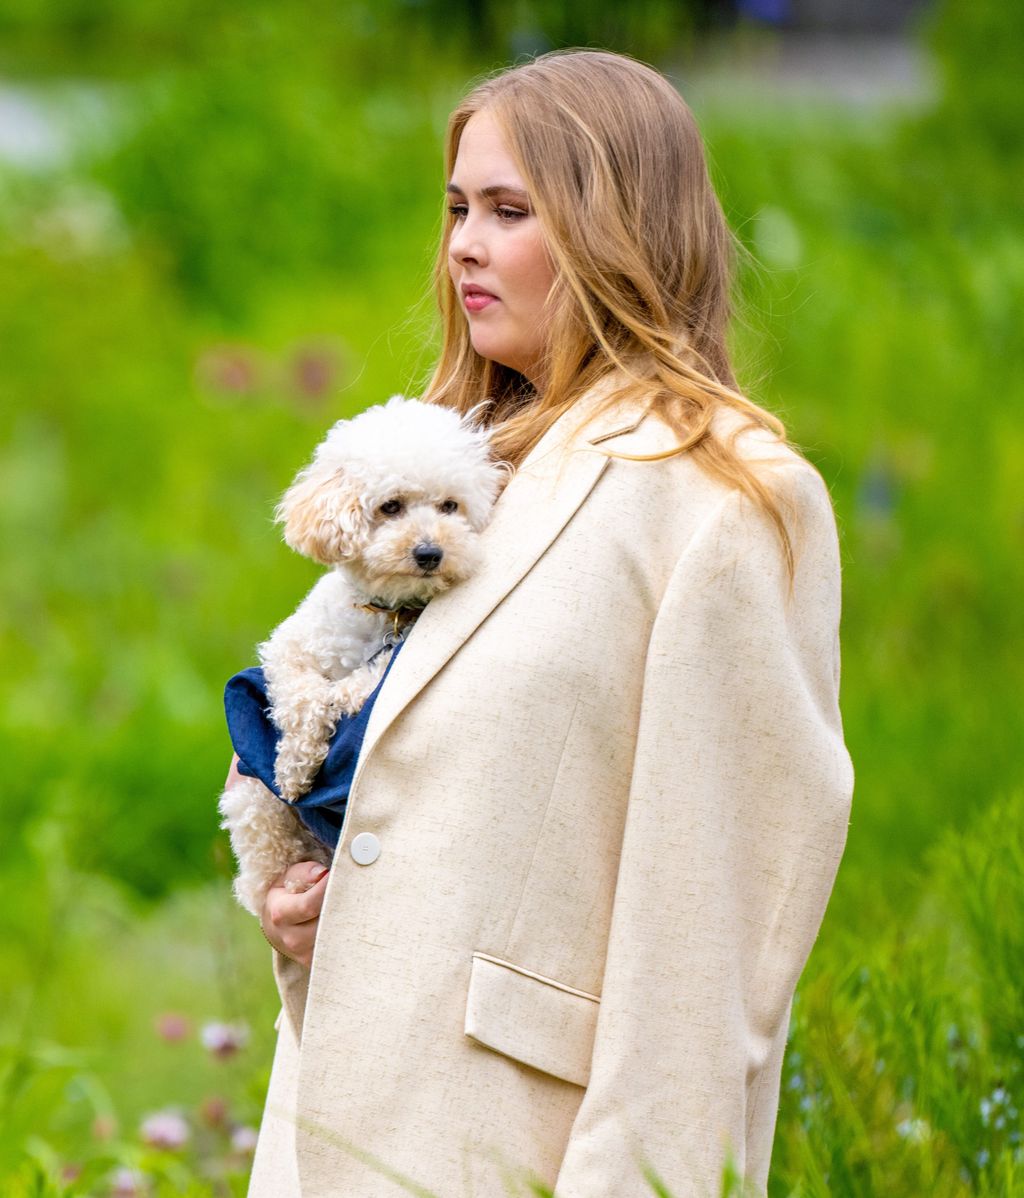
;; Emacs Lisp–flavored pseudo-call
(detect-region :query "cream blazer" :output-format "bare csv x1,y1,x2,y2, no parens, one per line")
247,377,854,1198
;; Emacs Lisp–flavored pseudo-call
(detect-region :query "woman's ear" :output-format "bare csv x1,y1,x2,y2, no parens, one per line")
275,465,367,565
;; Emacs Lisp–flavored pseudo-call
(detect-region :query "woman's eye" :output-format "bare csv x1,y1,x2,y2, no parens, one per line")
379,499,403,516
447,203,526,223
439,499,459,514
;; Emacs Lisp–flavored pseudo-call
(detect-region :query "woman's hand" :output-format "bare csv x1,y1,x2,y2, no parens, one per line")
223,755,329,965
224,753,243,789
260,861,331,968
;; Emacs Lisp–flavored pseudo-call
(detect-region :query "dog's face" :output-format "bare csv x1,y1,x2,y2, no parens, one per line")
276,397,505,605
344,487,483,606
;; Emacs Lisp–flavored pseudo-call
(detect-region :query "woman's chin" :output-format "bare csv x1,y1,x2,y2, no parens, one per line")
470,335,519,375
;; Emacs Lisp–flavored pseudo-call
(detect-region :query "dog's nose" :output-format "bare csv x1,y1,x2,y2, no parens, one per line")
413,543,443,571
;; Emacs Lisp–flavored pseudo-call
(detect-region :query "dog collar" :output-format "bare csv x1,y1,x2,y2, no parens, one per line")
356,599,427,639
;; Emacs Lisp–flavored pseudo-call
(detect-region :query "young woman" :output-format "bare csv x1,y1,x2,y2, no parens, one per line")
235,48,853,1198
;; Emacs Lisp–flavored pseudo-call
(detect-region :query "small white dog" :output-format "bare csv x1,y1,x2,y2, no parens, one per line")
219,396,504,917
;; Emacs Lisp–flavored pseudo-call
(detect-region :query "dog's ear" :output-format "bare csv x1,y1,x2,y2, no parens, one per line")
275,465,367,565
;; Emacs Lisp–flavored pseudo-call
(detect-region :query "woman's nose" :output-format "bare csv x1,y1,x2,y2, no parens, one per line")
449,218,487,267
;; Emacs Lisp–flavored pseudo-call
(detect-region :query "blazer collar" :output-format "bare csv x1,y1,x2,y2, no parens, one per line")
351,376,647,783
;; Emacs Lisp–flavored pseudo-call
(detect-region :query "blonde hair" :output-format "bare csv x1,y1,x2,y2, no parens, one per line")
424,49,795,573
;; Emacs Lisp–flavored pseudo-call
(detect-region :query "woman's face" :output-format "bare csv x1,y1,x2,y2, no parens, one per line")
446,110,555,388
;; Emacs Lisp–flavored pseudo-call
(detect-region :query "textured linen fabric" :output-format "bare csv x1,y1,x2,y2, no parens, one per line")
246,375,854,1198
224,643,404,848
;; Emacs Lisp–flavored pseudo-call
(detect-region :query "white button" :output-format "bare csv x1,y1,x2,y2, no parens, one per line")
349,832,381,866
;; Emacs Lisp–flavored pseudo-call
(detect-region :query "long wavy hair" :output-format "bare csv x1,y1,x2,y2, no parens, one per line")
423,49,795,572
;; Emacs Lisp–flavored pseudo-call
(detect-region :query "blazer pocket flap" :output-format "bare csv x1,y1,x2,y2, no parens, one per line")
464,953,599,1088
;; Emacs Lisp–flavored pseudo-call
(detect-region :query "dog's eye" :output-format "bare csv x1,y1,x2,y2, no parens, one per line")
439,499,459,514
379,499,404,516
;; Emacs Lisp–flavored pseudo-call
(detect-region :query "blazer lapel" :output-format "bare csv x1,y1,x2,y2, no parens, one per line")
351,384,646,783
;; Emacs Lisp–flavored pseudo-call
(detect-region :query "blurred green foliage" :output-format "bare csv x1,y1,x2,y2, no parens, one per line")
707,100,1024,918
0,0,1022,1191
0,0,701,78
924,0,1024,166
774,789,1024,1194
86,15,452,319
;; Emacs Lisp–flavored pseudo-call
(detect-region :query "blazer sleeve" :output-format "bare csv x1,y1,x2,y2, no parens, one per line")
553,461,854,1197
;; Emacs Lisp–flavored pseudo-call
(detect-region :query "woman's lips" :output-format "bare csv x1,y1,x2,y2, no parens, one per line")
462,285,498,313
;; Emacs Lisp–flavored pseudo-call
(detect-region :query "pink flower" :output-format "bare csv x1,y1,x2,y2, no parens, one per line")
154,1012,191,1042
231,1125,259,1154
139,1108,190,1150
289,343,339,402
109,1166,149,1196
195,345,260,396
200,1020,249,1060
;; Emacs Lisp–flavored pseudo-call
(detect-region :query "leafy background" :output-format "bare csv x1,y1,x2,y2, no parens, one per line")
1,0,1021,1193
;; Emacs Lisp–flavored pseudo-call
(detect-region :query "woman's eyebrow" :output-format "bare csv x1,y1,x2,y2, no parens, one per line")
446,182,529,202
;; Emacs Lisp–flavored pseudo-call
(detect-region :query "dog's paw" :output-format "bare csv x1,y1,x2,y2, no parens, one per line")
273,693,338,739
274,736,331,803
329,659,387,718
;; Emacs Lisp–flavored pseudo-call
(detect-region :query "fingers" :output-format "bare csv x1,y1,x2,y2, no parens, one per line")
260,860,331,967
266,915,318,969
280,859,331,888
284,871,330,924
263,861,330,949
282,858,330,895
278,860,330,902
224,754,243,790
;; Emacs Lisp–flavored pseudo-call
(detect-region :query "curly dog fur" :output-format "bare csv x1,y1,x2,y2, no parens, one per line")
218,397,504,916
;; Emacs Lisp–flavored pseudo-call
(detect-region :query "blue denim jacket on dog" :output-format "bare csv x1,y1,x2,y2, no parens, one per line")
224,642,404,850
